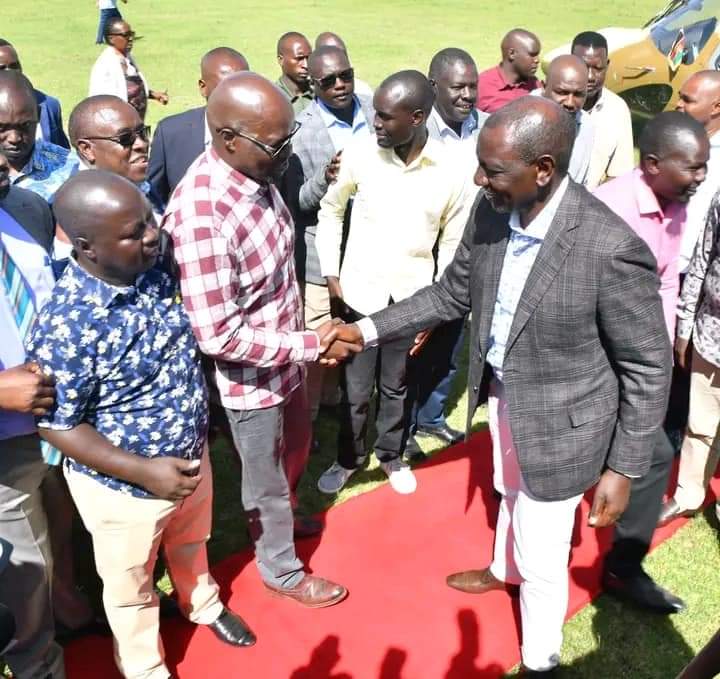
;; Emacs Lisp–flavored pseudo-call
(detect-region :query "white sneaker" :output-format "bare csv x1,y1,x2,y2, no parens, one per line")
380,458,417,494
317,462,357,494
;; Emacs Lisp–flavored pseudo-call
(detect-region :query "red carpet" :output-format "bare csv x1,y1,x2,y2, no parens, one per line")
64,431,720,679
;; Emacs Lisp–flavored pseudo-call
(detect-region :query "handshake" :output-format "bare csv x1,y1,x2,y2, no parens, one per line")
314,319,364,366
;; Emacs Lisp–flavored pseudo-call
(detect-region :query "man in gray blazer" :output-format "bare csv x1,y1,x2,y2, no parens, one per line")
282,45,374,426
330,96,671,673
0,158,66,678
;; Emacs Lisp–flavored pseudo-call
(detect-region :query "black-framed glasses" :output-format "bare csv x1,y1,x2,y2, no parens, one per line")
312,68,354,90
83,125,150,148
217,120,301,159
108,31,136,39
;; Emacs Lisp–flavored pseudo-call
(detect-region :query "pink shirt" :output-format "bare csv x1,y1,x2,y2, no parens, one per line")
476,65,542,113
594,168,686,340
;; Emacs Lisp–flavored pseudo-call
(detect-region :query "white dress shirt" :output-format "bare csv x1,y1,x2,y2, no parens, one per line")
585,88,635,191
316,135,475,316
680,130,720,273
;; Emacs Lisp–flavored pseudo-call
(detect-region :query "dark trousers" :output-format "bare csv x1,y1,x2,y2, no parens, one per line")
407,317,466,431
337,335,414,469
96,7,122,44
223,386,310,589
604,427,675,577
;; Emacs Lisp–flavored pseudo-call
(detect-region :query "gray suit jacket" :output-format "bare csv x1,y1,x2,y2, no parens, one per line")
369,180,672,501
282,95,374,284
0,186,54,254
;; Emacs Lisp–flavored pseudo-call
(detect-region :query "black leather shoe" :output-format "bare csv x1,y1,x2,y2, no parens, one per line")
207,608,256,647
416,423,464,445
403,436,427,463
602,570,686,614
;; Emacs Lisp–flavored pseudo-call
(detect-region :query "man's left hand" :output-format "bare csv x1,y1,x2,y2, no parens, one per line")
588,469,632,528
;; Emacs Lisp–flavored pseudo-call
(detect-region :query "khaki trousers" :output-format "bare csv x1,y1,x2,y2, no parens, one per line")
65,450,223,679
674,348,720,511
304,281,339,420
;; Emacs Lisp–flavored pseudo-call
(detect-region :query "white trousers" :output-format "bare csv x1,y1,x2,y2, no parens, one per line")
488,380,583,672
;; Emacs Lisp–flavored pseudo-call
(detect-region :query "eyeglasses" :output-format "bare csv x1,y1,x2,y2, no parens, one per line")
312,68,354,90
217,120,301,159
108,31,136,39
83,125,150,148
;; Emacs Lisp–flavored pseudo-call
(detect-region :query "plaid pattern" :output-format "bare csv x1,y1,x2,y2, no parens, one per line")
163,148,320,411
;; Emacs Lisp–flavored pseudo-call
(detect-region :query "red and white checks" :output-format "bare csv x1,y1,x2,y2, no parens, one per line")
163,148,320,410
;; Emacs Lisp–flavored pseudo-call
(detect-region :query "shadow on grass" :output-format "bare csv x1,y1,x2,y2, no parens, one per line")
558,594,695,678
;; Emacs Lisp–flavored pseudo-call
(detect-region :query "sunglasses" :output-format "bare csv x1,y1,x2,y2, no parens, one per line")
218,120,301,159
312,68,354,90
108,31,136,39
83,125,150,148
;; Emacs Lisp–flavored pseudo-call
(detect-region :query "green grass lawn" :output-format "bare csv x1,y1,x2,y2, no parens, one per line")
6,1,720,677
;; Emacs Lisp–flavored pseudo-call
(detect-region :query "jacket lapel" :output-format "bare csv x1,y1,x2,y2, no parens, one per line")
503,182,583,356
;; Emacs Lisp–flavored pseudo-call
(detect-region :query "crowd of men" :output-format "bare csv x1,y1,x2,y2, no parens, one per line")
0,15,719,679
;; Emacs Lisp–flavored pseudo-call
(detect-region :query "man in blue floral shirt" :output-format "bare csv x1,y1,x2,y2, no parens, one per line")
26,171,255,679
0,71,78,204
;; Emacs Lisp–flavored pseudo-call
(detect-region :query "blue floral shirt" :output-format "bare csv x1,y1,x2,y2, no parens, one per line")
10,139,79,204
25,257,209,497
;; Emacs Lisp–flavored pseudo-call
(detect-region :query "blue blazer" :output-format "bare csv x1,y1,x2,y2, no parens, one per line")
35,89,70,150
148,106,206,205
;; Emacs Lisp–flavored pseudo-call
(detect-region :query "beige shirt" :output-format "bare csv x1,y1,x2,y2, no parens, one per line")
585,87,635,191
316,135,475,316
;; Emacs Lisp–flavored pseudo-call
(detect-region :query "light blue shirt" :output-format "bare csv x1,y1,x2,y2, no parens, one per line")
486,177,570,380
316,96,370,152
10,139,79,204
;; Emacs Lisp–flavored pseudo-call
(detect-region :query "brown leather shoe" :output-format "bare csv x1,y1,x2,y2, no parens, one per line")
446,567,506,594
657,499,695,527
265,574,348,608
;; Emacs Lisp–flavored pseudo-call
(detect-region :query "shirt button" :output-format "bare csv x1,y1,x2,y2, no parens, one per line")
472,386,479,393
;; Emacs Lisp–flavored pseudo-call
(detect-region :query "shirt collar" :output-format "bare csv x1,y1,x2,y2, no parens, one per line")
379,134,443,170
206,146,272,198
508,176,570,240
316,96,365,131
65,255,142,309
634,167,669,218
276,76,313,103
428,107,478,141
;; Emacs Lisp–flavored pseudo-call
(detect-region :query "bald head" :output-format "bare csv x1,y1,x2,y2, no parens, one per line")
376,70,435,116
55,171,140,241
68,95,132,144
484,96,576,174
0,70,39,170
199,47,250,100
207,72,295,180
677,70,720,132
55,170,158,284
315,32,347,52
543,55,588,115
500,29,541,80
308,46,349,78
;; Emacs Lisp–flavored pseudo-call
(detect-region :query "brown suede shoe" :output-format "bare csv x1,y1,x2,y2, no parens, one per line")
446,567,507,594
265,574,348,608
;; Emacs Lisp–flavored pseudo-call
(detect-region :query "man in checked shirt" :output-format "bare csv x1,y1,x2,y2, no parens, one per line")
163,72,356,608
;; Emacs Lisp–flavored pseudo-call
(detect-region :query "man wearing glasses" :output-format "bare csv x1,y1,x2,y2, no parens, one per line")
163,72,356,608
0,71,78,204
283,45,374,436
65,95,164,257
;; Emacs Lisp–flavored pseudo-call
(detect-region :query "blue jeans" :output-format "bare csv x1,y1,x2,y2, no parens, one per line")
408,317,466,430
96,7,122,44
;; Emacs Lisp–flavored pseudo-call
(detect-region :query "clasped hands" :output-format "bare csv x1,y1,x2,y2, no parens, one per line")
315,319,364,366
